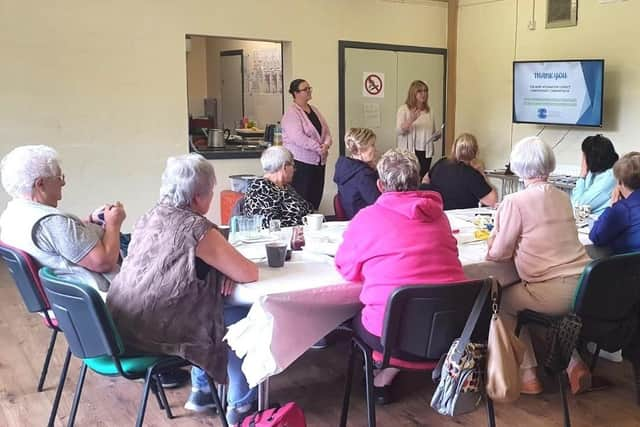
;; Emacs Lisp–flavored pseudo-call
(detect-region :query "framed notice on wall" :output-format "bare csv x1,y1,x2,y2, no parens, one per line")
546,0,578,29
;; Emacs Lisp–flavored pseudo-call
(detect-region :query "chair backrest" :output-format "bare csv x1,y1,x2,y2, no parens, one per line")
333,194,348,220
38,267,124,360
0,241,50,313
573,252,640,350
380,278,493,362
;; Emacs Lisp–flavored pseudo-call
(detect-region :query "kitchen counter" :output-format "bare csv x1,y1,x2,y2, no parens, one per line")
189,136,266,159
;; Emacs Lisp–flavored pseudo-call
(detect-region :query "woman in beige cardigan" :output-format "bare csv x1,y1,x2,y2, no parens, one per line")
396,80,441,178
487,136,592,395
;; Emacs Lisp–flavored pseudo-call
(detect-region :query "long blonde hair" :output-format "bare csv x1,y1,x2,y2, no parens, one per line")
404,80,430,113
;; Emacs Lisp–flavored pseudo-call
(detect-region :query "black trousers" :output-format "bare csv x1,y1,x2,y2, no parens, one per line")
414,150,432,179
292,160,325,210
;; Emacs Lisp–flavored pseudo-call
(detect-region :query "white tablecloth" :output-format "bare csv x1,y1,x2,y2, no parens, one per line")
225,209,598,387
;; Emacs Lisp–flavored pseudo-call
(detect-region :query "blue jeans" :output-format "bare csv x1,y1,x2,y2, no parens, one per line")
191,304,257,409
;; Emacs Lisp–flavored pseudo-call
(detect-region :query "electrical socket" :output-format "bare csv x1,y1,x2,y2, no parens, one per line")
528,20,536,30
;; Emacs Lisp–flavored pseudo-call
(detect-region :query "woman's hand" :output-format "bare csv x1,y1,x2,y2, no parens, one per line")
580,154,588,178
611,184,624,205
220,275,236,296
401,109,420,132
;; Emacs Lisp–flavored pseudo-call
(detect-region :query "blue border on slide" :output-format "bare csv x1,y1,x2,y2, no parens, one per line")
577,61,604,126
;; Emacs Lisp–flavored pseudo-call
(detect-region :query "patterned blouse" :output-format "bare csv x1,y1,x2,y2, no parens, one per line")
244,178,313,228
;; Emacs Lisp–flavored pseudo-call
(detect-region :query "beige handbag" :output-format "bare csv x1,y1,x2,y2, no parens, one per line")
486,279,525,403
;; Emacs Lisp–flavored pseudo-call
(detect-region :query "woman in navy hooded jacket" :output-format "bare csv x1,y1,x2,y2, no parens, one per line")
590,152,640,254
333,128,380,219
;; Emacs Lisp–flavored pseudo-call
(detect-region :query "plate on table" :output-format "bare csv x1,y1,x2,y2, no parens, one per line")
239,235,277,244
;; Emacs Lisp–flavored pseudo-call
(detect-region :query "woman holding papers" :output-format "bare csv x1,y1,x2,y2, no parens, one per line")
396,80,441,178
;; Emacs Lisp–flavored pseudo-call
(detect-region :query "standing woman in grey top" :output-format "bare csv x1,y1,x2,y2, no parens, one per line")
396,80,442,178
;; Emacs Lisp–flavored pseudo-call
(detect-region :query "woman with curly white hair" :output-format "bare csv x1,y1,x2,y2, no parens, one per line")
0,145,126,297
487,136,592,395
107,153,259,425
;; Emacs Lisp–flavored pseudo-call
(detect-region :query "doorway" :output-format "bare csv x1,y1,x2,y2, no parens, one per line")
220,50,244,130
339,41,447,159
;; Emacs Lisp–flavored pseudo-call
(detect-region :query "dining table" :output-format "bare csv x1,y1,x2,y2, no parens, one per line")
224,208,600,408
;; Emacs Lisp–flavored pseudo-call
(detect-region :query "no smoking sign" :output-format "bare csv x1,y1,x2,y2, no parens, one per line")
363,72,384,98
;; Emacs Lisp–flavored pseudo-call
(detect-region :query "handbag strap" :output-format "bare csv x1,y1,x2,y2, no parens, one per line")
451,278,493,364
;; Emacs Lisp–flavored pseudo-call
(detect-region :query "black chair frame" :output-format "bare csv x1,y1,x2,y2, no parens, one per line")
517,252,640,427
0,243,67,394
39,267,228,427
339,278,496,427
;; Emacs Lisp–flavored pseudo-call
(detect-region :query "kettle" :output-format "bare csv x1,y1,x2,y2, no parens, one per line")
203,128,231,148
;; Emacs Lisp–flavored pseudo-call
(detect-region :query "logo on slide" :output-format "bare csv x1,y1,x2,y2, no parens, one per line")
537,108,548,119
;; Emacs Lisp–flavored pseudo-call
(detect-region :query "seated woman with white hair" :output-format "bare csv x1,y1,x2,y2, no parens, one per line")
0,145,126,297
487,136,592,395
106,154,259,425
243,145,314,228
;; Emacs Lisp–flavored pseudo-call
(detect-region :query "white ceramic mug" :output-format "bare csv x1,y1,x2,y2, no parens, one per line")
303,213,325,231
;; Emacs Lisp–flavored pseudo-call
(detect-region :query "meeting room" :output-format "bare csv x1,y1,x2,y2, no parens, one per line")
2,1,640,426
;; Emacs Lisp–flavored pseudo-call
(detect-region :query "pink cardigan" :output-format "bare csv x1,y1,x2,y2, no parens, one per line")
281,103,332,166
335,191,467,337
487,182,590,282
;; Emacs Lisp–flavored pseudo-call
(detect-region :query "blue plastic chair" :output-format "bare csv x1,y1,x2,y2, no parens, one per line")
39,267,228,427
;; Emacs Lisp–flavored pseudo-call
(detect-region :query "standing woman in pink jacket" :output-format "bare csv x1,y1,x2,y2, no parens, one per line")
281,79,333,209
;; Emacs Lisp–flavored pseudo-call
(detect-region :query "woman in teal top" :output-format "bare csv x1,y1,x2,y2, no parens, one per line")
571,134,619,216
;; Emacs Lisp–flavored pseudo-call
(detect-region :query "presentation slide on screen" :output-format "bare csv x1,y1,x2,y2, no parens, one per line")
514,61,603,126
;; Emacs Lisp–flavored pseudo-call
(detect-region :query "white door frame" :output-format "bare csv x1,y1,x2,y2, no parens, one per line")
338,40,447,157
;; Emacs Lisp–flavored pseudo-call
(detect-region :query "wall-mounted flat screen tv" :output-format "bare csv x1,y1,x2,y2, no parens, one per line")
513,59,604,127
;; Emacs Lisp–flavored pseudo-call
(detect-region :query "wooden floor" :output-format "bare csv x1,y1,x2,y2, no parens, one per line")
2,264,640,427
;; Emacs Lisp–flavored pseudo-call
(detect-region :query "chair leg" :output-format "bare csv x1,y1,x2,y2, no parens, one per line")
486,396,496,427
558,372,572,427
135,369,155,427
631,348,640,406
67,363,88,427
149,377,165,410
339,341,357,427
152,375,173,420
589,345,601,373
38,329,58,392
217,383,228,414
47,347,71,427
361,345,376,427
206,376,229,427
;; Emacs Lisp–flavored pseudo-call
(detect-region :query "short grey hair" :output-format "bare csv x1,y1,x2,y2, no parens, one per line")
159,153,216,208
261,146,293,173
510,136,556,179
1,145,61,199
376,148,420,192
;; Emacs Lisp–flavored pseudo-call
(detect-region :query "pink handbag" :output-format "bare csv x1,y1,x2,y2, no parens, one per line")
240,402,306,427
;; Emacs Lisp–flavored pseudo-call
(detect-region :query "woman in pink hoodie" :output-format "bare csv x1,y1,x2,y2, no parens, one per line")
335,148,466,404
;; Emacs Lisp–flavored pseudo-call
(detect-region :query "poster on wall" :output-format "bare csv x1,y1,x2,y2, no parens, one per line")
246,49,282,95
363,72,384,98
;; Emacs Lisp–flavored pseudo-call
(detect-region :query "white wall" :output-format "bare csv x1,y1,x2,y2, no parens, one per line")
456,0,640,171
0,0,447,227
186,36,208,117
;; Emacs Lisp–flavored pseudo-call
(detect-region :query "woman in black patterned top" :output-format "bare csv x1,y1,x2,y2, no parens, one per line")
244,146,314,228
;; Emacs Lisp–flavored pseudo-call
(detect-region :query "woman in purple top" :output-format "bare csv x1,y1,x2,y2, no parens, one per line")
281,79,333,209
